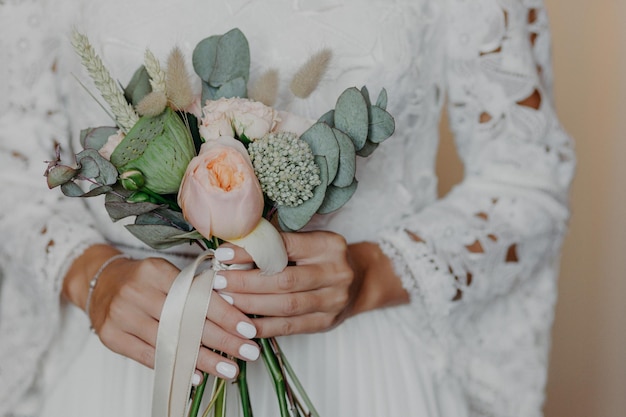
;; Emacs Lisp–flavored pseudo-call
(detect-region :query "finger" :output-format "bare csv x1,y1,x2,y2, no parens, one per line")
99,328,156,369
281,231,348,264
214,243,254,264
201,320,260,362
206,291,258,339
129,287,167,321
218,264,328,294
228,287,343,317
115,304,160,347
253,312,339,338
196,346,240,380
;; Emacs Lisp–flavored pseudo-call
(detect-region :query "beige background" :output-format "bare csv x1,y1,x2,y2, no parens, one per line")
435,0,626,415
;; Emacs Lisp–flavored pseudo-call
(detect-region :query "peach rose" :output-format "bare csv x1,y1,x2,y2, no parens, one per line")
199,97,280,141
178,136,264,240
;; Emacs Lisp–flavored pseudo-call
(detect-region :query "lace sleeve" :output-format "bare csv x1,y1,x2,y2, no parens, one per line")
378,0,575,415
0,2,106,414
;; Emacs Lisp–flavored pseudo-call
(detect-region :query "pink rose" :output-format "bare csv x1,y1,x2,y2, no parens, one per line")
199,97,280,141
178,136,264,240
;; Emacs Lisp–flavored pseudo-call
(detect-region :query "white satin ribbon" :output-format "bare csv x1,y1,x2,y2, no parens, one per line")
151,251,216,417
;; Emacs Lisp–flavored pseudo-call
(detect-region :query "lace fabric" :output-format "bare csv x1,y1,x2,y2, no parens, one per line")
0,0,574,416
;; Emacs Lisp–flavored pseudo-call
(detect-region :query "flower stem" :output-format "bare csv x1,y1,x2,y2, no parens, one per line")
188,373,209,417
259,338,290,417
139,187,180,210
276,344,320,417
237,359,254,417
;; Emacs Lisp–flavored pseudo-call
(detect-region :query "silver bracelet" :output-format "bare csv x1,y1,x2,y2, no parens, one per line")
85,253,131,330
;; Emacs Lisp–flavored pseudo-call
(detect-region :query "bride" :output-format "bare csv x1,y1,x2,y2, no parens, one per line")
0,0,575,416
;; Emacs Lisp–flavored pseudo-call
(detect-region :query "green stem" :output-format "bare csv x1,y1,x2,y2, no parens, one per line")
140,187,180,210
215,379,226,417
188,372,209,417
277,344,320,417
201,378,226,417
259,338,290,417
237,359,254,417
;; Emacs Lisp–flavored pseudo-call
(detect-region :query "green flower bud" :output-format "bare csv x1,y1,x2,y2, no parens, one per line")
110,108,196,194
127,191,153,203
119,169,145,191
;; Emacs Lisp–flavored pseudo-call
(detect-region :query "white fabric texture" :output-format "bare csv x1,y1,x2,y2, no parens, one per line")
0,0,575,416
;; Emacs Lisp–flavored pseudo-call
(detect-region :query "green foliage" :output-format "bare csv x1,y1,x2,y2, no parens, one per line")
275,86,395,230
125,207,196,249
277,156,329,231
124,65,152,106
80,126,118,151
193,28,250,102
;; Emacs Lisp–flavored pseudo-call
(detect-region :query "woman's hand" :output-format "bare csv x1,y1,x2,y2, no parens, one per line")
62,244,260,380
214,231,410,338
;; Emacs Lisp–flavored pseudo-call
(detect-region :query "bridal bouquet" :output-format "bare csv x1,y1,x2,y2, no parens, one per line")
45,28,394,417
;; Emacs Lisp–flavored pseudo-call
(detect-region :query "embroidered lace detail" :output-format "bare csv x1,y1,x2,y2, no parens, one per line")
378,1,574,414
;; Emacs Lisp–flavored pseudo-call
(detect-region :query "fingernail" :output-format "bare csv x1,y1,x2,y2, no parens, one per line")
239,344,260,361
219,293,234,305
216,362,237,379
215,247,234,262
236,321,257,339
213,274,227,290
191,371,203,387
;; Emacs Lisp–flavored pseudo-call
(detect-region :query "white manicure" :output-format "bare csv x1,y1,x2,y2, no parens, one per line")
191,372,203,387
239,344,260,361
236,321,257,339
216,362,237,379
219,293,234,305
214,247,235,261
213,274,227,290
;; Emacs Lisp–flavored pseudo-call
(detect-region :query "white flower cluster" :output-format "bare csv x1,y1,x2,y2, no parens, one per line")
249,132,321,207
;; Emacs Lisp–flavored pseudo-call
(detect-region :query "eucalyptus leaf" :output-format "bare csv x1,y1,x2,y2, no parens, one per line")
81,185,112,197
193,28,250,87
317,179,358,215
317,110,335,127
104,201,163,221
331,128,356,188
136,208,192,231
300,122,339,183
77,156,100,178
60,182,84,197
76,149,118,185
376,88,388,110
125,224,191,250
333,87,369,150
356,140,379,157
360,86,372,107
368,106,395,143
46,165,78,188
80,126,118,151
277,156,328,231
202,77,247,102
124,65,152,106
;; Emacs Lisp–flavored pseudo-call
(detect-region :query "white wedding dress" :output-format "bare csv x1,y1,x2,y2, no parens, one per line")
0,0,575,416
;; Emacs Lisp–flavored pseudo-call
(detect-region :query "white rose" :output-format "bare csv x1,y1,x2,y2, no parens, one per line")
98,130,125,160
199,97,280,141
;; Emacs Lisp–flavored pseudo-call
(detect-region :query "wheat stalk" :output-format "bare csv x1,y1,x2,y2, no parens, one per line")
144,49,167,94
71,30,139,132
